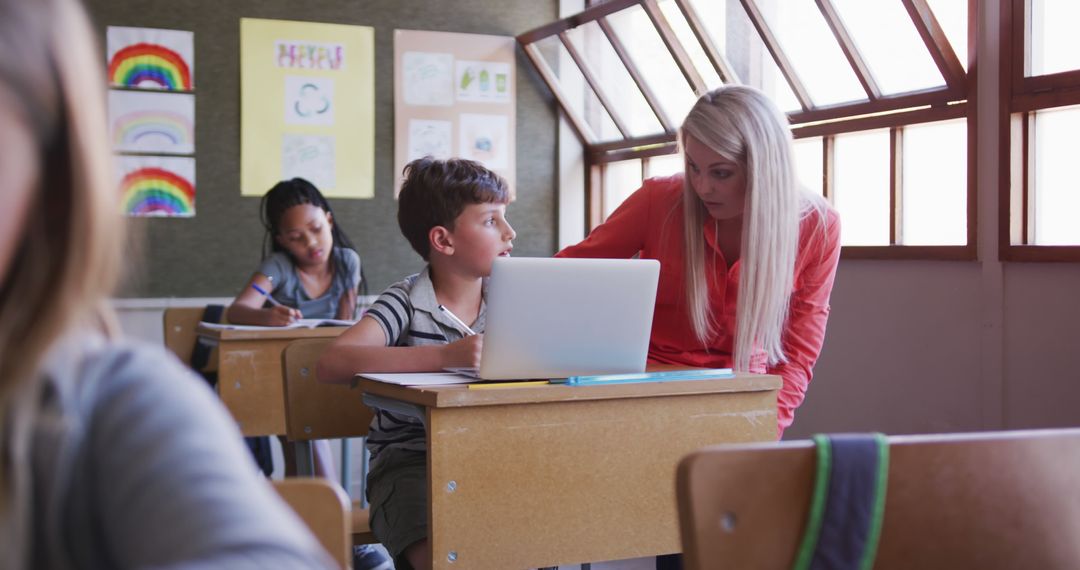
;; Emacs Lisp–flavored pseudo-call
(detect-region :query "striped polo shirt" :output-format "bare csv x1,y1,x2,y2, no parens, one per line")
364,266,487,463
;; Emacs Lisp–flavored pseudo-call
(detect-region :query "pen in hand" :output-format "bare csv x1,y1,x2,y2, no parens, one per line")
437,304,477,336
251,283,285,307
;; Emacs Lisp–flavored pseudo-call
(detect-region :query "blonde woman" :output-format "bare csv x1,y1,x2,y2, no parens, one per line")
559,85,841,439
0,0,334,567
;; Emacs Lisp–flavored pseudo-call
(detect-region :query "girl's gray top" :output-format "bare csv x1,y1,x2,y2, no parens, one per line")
22,332,334,569
257,247,361,318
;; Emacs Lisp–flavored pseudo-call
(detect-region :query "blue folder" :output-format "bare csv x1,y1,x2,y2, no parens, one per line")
555,368,734,386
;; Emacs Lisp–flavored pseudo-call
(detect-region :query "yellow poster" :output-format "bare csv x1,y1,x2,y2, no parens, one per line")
240,18,374,198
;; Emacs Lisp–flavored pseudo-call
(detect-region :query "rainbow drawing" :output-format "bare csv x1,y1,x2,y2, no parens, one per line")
121,166,195,217
112,110,194,153
108,43,193,91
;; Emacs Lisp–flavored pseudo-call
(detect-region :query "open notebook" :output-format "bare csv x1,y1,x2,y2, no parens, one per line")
197,318,356,331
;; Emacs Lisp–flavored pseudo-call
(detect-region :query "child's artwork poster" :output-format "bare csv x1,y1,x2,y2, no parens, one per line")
116,155,196,218
108,91,195,154
240,18,374,199
107,26,194,91
394,30,516,198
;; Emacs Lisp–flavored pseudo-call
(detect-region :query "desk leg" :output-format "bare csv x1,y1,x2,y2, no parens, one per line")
295,441,315,477
341,438,351,495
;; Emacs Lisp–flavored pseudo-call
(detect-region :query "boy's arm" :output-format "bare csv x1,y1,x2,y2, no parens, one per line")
316,317,482,383
226,273,301,326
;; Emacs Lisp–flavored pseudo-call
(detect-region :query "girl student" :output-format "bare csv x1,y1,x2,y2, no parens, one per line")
226,177,361,480
227,177,363,327
225,179,392,570
0,0,332,566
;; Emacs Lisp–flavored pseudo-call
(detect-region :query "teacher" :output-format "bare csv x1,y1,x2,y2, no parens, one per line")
558,85,841,438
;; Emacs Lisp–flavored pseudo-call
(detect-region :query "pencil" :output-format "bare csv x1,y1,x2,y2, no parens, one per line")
468,380,550,390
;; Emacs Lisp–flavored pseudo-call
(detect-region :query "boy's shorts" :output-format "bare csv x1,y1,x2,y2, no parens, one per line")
367,447,428,568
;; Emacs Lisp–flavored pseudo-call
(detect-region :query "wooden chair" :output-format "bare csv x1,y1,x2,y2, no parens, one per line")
273,478,351,569
162,305,223,374
281,337,378,546
676,428,1080,570
162,306,207,363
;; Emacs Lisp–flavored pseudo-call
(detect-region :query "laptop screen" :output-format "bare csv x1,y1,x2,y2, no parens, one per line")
477,257,660,380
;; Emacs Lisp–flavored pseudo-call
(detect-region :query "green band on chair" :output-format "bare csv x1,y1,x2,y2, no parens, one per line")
859,433,890,570
792,434,889,570
792,434,832,570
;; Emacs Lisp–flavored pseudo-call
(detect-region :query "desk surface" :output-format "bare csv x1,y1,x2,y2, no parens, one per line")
357,372,780,408
196,324,348,341
359,371,781,569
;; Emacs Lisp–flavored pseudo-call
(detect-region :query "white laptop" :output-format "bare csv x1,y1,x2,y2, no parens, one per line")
451,256,660,381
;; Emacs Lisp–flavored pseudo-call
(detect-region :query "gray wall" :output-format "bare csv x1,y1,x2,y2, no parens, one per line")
86,0,558,298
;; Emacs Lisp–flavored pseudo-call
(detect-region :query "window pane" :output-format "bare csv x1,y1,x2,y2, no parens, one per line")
1033,106,1080,245
607,5,699,125
732,3,802,112
645,152,684,179
926,0,968,71
603,159,643,219
834,130,890,245
534,35,622,142
658,0,723,91
1030,0,1080,76
792,137,824,196
757,0,867,106
680,0,729,83
564,22,665,137
832,0,946,94
902,120,967,245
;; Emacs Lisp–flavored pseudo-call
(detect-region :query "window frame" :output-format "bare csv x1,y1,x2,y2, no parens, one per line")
999,0,1080,261
519,0,977,260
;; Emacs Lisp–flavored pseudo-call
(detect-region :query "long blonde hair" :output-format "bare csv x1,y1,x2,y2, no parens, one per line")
0,0,122,534
680,85,822,371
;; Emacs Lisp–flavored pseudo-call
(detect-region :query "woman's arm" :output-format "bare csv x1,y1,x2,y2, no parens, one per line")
226,272,302,326
556,180,658,258
316,317,481,383
769,209,842,437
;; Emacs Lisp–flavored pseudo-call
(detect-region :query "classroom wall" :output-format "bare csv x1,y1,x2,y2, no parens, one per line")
791,263,984,436
86,0,559,298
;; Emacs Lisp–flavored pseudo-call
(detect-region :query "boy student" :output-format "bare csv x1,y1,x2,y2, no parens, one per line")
317,157,515,570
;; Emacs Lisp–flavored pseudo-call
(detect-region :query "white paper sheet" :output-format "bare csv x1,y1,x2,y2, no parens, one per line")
357,372,473,386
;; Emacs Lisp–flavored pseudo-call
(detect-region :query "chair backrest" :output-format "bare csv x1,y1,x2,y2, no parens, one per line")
162,307,206,364
273,478,350,569
676,428,1080,570
281,338,375,441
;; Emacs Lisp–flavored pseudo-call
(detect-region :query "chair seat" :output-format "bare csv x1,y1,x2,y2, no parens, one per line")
351,502,376,544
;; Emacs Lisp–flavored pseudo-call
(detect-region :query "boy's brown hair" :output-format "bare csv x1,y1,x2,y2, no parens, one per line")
397,157,509,260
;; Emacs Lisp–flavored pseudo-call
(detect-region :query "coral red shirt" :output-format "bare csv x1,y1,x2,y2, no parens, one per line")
557,175,841,437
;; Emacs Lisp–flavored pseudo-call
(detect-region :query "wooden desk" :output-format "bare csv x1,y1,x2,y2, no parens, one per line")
198,325,347,436
358,373,781,569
